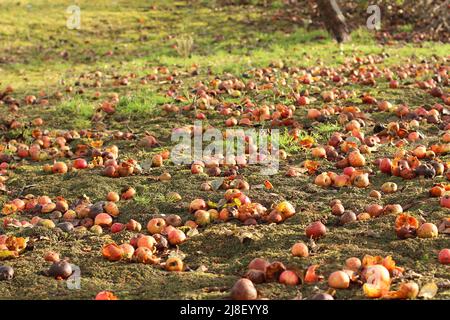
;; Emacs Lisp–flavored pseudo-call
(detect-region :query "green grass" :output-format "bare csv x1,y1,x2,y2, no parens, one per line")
315,123,342,140
2,0,449,95
58,97,95,118
117,90,170,116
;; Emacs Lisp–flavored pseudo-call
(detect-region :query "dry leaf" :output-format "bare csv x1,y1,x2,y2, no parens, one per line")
209,179,222,191
196,265,208,272
0,250,19,260
418,282,438,299
168,250,186,260
186,228,199,237
264,180,273,190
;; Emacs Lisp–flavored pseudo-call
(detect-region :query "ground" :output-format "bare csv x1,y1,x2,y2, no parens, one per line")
0,0,449,300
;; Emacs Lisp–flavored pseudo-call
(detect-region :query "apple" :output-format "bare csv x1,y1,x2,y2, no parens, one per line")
311,146,326,158
168,228,186,245
165,257,184,272
191,164,203,174
248,258,270,272
438,249,450,264
417,223,438,238
134,247,158,264
345,257,361,271
291,242,309,257
189,199,207,213
230,278,257,300
315,172,332,187
333,175,350,188
73,158,88,169
279,270,299,286
440,193,450,208
343,166,356,177
369,190,381,200
147,218,166,234
366,204,384,217
378,158,392,174
378,100,392,112
381,182,397,194
297,96,310,106
95,291,118,300
383,204,403,215
194,210,211,226
137,235,156,250
111,222,125,233
305,221,326,239
339,211,357,225
52,162,68,174
328,271,350,289
152,154,163,167
165,214,182,227
352,172,370,188
44,251,60,262
310,293,334,300
348,151,366,167
119,243,134,260
126,219,142,232
389,80,399,88
102,243,123,262
94,213,112,227
331,203,345,216
245,269,266,284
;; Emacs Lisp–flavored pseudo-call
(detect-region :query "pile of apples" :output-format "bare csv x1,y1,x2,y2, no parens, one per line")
230,254,434,300
188,190,295,226
1,190,138,234
102,217,188,272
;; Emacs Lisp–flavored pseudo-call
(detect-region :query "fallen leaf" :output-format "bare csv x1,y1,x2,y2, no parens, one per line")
418,282,438,299
196,265,208,272
264,180,273,190
210,178,224,191
186,228,199,237
0,249,19,260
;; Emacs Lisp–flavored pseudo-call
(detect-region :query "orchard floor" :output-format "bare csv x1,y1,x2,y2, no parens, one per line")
0,0,449,299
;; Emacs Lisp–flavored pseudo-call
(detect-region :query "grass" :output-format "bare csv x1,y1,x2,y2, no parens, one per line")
2,0,449,94
57,97,95,127
0,0,449,300
315,123,342,140
278,130,304,154
116,90,170,116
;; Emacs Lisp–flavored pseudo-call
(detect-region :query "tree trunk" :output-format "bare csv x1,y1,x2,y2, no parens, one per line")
316,0,350,43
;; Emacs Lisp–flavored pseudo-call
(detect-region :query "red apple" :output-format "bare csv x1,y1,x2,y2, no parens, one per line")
305,221,327,239
126,219,142,232
389,80,399,89
440,193,450,208
168,228,186,245
111,222,125,233
343,166,356,177
189,199,207,213
279,270,299,286
297,96,310,106
248,258,270,272
366,204,384,217
379,158,392,174
438,249,450,264
73,158,88,169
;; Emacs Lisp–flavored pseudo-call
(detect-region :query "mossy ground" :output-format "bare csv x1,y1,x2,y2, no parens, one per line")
0,0,449,299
